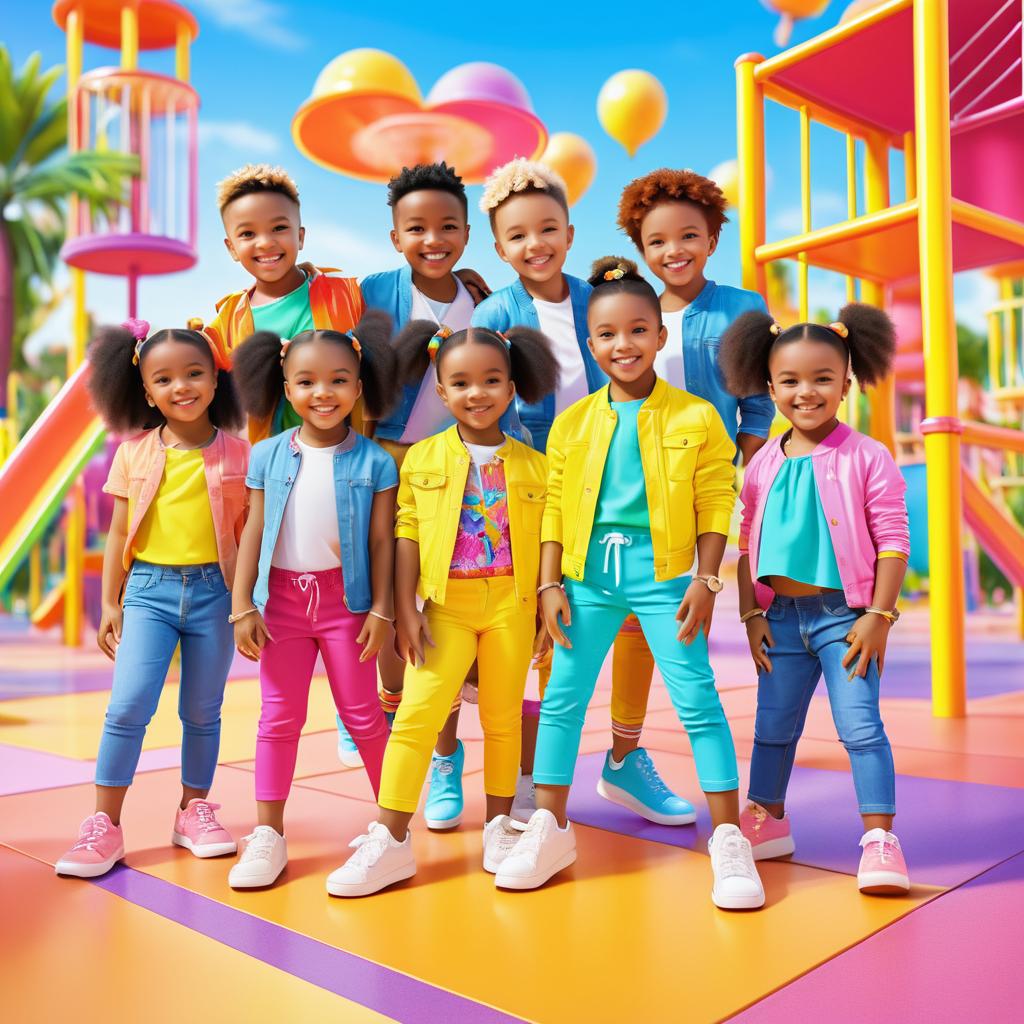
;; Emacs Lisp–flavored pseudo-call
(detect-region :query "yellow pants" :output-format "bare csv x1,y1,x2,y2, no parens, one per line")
378,577,535,812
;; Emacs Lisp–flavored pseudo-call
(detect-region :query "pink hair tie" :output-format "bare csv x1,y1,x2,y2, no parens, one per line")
123,318,151,365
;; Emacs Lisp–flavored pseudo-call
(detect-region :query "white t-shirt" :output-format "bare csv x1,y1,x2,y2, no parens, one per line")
653,309,686,391
464,441,502,467
534,295,588,414
271,434,354,571
400,279,475,444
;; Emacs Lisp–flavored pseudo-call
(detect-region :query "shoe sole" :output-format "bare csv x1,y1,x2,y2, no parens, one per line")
596,778,696,826
326,861,416,897
711,886,766,910
229,863,287,889
172,832,238,858
859,871,910,895
55,851,125,878
425,812,463,831
338,747,364,769
495,848,577,890
749,835,796,861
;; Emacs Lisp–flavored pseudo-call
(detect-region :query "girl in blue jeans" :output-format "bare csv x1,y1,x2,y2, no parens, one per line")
56,320,249,879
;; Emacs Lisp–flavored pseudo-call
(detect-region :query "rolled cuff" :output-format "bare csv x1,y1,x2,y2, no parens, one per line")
696,509,733,537
395,524,420,544
541,511,563,545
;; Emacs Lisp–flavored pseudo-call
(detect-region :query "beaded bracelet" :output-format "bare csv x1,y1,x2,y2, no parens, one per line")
228,608,258,624
739,608,765,624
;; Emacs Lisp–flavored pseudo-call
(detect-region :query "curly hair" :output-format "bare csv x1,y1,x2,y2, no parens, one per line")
231,310,399,422
617,168,729,249
217,163,299,214
387,162,467,216
718,302,896,396
586,255,661,320
394,321,560,406
87,326,243,434
479,157,568,224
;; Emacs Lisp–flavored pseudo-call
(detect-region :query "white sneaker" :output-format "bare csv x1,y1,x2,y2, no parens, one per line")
326,822,416,897
482,814,526,873
228,826,288,889
510,772,536,823
494,809,576,890
708,823,765,910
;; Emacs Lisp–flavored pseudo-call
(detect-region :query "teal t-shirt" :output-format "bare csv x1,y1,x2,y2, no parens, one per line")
251,275,315,434
756,454,843,589
594,398,650,529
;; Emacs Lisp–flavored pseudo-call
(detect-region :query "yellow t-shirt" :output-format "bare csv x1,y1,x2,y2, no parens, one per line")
134,448,219,566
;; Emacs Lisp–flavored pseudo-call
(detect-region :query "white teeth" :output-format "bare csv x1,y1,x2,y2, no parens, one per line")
422,253,449,261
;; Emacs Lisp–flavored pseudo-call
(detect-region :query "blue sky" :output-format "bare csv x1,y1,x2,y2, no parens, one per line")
7,0,993,352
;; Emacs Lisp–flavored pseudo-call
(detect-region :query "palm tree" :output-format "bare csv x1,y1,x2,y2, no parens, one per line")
0,46,138,417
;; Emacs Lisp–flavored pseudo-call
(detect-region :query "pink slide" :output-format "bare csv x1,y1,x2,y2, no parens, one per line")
961,468,1024,589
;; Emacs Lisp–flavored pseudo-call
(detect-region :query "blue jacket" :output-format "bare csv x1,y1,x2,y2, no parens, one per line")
677,280,775,443
245,429,399,614
471,274,607,453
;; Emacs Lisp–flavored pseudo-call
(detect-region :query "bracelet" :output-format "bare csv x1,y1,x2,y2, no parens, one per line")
368,610,394,623
228,607,258,624
379,689,402,714
537,581,565,596
865,606,899,625
739,608,764,624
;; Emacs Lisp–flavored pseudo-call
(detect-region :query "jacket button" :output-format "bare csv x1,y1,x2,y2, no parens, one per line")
830,518,839,526
682,439,689,446
585,487,591,494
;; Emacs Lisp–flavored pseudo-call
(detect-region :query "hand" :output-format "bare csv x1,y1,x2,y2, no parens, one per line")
234,611,273,662
842,612,892,678
540,586,572,649
745,615,774,673
675,580,717,644
395,608,434,667
97,603,123,661
455,267,491,304
356,613,391,663
532,616,553,662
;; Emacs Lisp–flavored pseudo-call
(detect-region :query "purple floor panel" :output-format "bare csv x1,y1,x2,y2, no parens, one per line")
0,743,181,796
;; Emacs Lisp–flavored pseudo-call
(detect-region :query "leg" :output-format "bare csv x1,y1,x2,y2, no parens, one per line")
609,617,655,760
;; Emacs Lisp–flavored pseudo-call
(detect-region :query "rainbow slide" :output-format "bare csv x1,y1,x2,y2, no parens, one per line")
0,363,105,590
961,468,1024,589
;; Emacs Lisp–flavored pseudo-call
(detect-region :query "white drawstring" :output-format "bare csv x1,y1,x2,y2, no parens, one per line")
598,532,632,588
293,572,321,622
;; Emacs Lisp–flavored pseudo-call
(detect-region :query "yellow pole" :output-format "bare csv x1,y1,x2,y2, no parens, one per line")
798,106,811,321
121,5,139,70
915,0,966,717
903,130,917,200
736,54,767,298
29,543,42,614
175,20,190,82
988,310,1003,392
1001,278,1017,389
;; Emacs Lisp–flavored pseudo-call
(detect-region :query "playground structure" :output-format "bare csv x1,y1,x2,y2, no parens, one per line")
735,0,1024,718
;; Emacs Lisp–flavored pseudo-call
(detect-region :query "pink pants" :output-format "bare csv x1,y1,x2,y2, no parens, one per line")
256,567,388,801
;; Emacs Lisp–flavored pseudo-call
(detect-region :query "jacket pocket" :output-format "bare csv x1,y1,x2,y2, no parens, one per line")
410,471,447,520
663,430,707,481
514,483,546,533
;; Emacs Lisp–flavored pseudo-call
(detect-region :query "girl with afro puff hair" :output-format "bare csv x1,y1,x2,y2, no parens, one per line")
720,303,913,897
56,321,249,880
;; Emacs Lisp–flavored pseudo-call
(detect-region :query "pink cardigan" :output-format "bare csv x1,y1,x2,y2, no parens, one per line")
738,422,910,610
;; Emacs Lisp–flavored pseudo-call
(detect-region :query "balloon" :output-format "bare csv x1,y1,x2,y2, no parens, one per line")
707,159,739,209
759,1,831,47
313,48,421,104
597,70,667,157
540,133,597,206
427,62,535,113
839,0,885,22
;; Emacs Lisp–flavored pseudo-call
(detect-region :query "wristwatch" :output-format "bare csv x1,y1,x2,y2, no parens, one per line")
694,575,724,593
866,606,900,625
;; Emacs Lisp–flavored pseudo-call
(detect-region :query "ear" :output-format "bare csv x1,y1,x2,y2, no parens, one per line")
464,222,471,244
708,233,719,257
494,239,510,265
355,378,363,401
843,376,852,398
767,379,776,401
656,322,668,352
283,378,292,402
586,335,597,359
223,237,239,263
435,379,449,406
297,225,305,251
565,223,575,251
390,227,402,253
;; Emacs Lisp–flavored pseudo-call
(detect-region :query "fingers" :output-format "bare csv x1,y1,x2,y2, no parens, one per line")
559,597,572,630
763,626,775,648
421,617,436,648
356,621,369,646
112,619,122,644
676,610,698,643
841,634,859,669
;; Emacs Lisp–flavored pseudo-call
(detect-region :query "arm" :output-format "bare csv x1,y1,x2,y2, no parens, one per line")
736,393,775,461
676,531,727,644
356,486,397,663
97,497,129,660
232,489,272,661
455,267,492,305
393,537,433,666
843,550,907,679
736,431,768,466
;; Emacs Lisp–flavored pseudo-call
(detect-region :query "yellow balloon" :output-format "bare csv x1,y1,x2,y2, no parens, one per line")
760,0,831,46
541,133,597,206
313,48,422,104
597,70,667,158
708,159,739,209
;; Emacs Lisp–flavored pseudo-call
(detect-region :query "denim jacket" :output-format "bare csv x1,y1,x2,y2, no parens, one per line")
471,274,607,453
246,429,398,613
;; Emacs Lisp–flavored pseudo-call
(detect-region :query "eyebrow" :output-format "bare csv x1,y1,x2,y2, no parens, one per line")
231,215,292,228
503,217,561,231
446,367,506,376
593,318,652,330
775,367,839,375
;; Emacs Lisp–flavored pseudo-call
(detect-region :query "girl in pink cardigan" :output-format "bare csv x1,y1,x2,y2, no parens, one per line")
719,303,911,896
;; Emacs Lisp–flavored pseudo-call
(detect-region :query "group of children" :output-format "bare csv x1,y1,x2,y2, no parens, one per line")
54,157,912,910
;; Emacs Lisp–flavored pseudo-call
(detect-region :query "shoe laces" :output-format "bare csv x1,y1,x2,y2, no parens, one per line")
635,750,673,798
72,815,109,853
514,815,552,858
347,827,390,869
715,832,757,879
431,758,455,778
240,829,277,864
867,832,900,863
190,800,223,834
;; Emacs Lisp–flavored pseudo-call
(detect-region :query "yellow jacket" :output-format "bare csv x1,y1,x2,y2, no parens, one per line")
396,426,547,607
542,378,736,583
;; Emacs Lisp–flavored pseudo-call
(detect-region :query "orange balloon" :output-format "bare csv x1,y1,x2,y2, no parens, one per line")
540,133,597,206
760,0,831,46
707,159,739,209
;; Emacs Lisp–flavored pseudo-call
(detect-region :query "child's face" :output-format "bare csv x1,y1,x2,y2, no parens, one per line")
639,201,717,293
586,291,667,386
390,189,469,281
492,193,573,288
141,340,216,425
768,339,850,433
435,341,515,434
222,191,305,285
283,340,362,433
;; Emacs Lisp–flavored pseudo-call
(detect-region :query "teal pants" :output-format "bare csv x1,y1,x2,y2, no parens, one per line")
535,529,739,792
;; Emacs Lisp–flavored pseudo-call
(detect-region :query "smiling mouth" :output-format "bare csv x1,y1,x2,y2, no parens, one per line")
466,405,493,415
173,397,198,407
255,254,284,265
421,252,451,263
311,405,339,416
525,255,552,267
794,403,824,411
664,259,692,271
612,355,641,366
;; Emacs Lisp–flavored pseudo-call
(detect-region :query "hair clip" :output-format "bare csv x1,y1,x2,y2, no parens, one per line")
495,329,512,350
279,337,293,364
427,325,453,362
123,317,151,365
603,265,626,281
349,333,363,358
769,321,782,336
828,321,849,339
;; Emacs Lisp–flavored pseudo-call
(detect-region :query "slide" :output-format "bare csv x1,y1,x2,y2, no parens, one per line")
962,468,1024,589
0,362,105,590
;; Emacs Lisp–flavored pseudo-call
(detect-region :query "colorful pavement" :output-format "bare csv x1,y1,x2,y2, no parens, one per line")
3,594,1022,1023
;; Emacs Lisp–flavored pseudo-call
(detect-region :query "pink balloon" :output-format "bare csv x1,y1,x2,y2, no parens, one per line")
426,62,535,113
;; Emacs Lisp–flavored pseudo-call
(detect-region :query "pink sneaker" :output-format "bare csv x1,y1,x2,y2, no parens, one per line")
172,799,237,858
740,801,796,860
858,828,910,894
55,812,125,878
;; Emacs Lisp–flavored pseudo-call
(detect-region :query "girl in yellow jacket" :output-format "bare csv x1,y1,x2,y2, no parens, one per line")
497,258,766,910
327,321,558,896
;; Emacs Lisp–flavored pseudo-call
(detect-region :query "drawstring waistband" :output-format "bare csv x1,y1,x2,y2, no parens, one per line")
293,572,321,622
599,531,632,588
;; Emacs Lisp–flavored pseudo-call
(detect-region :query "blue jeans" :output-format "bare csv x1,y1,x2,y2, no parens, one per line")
534,529,739,792
95,562,233,789
747,593,896,815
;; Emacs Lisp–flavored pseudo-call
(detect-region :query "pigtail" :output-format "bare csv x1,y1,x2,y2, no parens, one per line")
394,318,444,387
349,309,399,419
87,324,160,433
836,302,895,386
719,310,779,397
232,330,287,420
502,326,560,404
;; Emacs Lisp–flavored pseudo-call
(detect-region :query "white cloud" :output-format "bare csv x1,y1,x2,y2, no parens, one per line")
771,190,847,235
312,222,405,279
198,120,281,155
189,0,306,51
954,271,997,335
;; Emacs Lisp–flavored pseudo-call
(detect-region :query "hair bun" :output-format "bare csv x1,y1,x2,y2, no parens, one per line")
588,256,641,288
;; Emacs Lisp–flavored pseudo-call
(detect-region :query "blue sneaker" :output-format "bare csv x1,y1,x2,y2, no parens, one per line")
424,740,464,830
596,748,696,825
336,715,363,769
